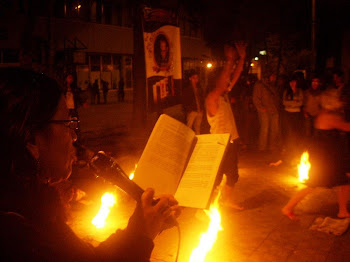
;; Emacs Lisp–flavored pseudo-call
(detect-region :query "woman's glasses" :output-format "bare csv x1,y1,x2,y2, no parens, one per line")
47,117,80,130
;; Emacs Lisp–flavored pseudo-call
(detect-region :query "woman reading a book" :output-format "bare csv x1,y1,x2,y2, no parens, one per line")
0,68,180,261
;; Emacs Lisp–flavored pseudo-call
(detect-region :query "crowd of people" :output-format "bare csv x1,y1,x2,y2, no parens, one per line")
183,63,350,165
182,43,350,221
1,41,350,260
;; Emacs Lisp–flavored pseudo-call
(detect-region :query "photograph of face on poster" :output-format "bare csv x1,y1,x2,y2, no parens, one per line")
153,33,171,71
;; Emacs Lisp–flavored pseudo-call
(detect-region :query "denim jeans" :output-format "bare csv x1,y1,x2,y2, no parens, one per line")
257,111,279,151
282,111,304,155
186,111,203,135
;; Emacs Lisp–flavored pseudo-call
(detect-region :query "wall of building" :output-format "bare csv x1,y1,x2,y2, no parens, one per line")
49,18,133,54
0,8,213,101
341,29,350,84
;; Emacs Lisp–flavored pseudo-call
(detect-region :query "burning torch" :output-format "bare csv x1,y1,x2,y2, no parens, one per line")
74,142,156,204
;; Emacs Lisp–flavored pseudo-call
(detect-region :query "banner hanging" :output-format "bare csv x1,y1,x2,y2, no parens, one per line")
142,7,182,112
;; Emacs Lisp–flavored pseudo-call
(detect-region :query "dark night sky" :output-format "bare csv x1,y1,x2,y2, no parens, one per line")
182,0,350,69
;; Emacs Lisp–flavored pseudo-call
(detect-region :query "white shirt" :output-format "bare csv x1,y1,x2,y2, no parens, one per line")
207,94,239,141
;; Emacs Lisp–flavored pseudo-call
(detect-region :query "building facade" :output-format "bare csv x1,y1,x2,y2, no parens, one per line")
0,0,212,97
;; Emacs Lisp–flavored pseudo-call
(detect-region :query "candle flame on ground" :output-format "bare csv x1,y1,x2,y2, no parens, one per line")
92,192,116,229
298,151,310,183
189,190,223,262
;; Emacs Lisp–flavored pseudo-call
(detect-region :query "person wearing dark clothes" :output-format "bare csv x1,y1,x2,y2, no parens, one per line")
0,68,180,261
332,69,350,153
253,69,280,152
102,80,109,104
118,78,125,102
92,79,100,104
281,76,304,164
88,81,95,104
282,89,350,220
182,69,204,134
303,74,323,139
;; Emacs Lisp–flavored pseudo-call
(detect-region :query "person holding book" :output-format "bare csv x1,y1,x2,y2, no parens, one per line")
205,41,247,209
0,67,180,261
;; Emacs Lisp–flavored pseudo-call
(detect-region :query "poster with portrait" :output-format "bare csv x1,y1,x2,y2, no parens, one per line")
142,7,182,112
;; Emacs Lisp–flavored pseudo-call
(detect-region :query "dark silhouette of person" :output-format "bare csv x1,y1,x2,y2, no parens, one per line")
88,81,94,104
182,69,204,134
92,79,100,104
118,78,125,102
102,80,109,104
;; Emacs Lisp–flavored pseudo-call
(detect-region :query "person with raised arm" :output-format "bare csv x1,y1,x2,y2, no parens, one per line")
205,41,247,209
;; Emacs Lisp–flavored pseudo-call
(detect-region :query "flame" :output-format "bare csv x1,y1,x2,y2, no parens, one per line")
189,190,223,262
92,192,116,229
129,164,137,180
298,151,311,183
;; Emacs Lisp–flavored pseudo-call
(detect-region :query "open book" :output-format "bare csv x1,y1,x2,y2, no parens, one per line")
133,114,230,209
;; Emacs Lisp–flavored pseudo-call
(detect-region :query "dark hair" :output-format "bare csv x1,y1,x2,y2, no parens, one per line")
187,69,199,79
332,69,344,78
154,34,170,67
285,75,299,100
289,75,299,83
293,71,305,80
0,68,63,178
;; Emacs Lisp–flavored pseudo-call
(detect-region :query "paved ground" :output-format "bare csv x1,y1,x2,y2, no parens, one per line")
68,98,350,262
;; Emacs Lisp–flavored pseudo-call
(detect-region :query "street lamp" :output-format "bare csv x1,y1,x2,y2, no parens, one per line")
75,4,81,15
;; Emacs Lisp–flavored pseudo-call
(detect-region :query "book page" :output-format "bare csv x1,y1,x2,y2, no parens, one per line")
174,133,230,208
133,114,196,195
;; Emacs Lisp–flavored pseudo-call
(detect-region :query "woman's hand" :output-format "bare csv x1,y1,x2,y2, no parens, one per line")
141,188,181,240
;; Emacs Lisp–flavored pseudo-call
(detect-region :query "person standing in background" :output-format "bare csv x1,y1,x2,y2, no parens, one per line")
102,80,109,104
303,74,323,139
64,73,82,120
92,79,100,104
253,68,280,153
118,78,125,102
282,75,304,165
332,69,350,153
182,69,204,135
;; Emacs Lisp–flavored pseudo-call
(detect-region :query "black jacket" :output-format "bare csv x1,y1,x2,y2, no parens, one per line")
0,179,153,261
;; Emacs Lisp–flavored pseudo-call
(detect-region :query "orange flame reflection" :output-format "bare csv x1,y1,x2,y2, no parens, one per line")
92,192,116,229
298,151,310,183
129,164,137,180
189,190,223,262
